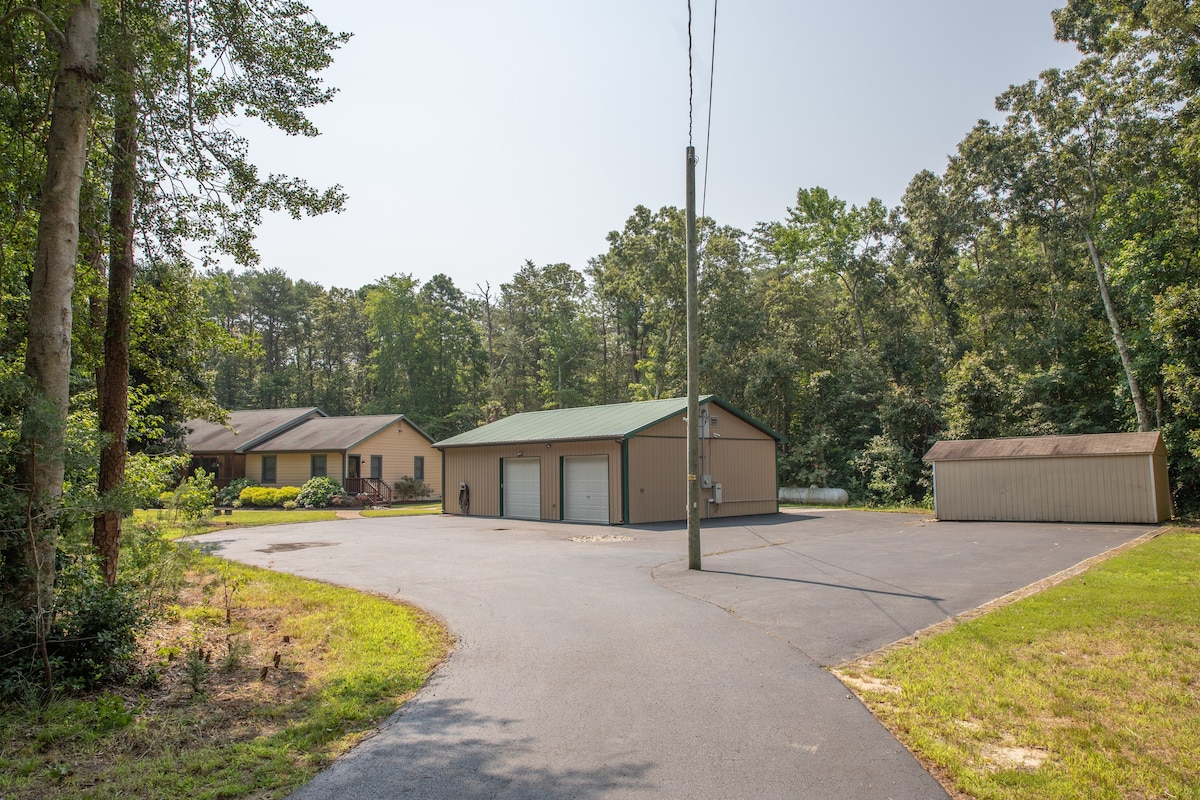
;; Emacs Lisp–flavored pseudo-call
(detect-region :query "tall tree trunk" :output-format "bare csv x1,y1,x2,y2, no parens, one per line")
5,2,100,620
1084,231,1152,431
94,51,138,585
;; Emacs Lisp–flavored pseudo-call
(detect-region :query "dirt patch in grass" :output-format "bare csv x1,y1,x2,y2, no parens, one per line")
838,528,1200,800
0,562,449,800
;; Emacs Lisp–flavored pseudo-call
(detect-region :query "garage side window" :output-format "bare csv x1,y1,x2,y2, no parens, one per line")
262,455,277,484
311,454,327,478
413,456,424,481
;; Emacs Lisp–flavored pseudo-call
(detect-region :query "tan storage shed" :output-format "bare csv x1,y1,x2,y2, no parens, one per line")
434,396,781,525
923,432,1172,524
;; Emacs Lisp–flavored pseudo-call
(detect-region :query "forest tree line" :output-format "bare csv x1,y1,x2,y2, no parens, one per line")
199,0,1200,508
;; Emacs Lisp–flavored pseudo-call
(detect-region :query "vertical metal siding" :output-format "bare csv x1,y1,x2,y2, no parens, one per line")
628,410,777,523
1151,451,1174,521
705,438,778,519
443,441,621,521
627,436,687,523
933,454,1167,523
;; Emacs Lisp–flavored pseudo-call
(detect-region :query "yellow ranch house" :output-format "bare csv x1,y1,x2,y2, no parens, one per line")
186,408,441,504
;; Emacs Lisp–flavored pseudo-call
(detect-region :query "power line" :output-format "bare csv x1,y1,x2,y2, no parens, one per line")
702,0,717,218
687,0,694,147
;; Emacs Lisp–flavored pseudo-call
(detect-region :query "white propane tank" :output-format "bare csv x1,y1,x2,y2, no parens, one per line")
777,486,850,505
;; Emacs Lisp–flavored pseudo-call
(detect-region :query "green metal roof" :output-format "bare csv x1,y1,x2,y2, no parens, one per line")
434,396,781,448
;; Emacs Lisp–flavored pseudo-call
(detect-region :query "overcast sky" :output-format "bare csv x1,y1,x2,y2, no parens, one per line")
236,1,1081,292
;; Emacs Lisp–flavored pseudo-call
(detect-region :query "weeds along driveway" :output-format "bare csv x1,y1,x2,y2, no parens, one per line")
192,510,1156,800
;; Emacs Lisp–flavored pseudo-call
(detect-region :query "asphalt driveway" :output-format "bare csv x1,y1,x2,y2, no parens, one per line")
192,509,1157,799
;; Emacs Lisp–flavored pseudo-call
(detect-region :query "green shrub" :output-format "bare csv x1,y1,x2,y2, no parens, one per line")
235,485,300,507
393,475,432,501
239,486,280,508
126,452,191,510
297,476,344,508
0,559,153,699
282,500,297,510
217,477,257,506
164,469,215,519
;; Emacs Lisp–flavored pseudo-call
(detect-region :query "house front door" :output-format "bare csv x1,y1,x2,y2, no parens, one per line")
348,455,361,479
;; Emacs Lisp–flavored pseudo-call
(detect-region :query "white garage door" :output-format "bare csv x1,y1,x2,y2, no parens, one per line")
563,455,609,524
503,458,541,519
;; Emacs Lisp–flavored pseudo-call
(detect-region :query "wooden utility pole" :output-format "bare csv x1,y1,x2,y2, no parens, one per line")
686,146,701,570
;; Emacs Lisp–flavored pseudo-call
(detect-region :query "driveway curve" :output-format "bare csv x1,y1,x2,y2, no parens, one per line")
192,509,1155,799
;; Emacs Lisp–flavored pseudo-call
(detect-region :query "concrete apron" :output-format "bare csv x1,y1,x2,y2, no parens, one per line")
191,511,1156,799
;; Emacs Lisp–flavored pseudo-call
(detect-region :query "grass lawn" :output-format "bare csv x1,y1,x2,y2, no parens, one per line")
133,508,339,538
838,527,1200,799
133,504,440,539
0,556,450,800
360,502,441,517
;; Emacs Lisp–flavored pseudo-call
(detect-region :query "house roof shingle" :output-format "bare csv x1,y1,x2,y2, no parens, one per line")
186,407,324,453
245,414,431,452
434,396,781,448
923,432,1165,462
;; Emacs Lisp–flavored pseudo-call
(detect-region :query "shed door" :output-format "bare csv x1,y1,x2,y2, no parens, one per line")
563,455,609,523
502,458,541,519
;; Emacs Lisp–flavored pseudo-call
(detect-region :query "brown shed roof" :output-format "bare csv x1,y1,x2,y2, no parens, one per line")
923,432,1165,462
186,408,324,453
245,414,429,453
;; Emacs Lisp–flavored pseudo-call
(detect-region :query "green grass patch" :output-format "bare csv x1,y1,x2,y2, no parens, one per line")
0,558,450,800
840,529,1200,799
360,502,441,518
133,508,340,539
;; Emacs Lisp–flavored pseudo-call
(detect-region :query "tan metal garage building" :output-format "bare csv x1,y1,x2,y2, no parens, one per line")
434,396,781,524
923,432,1173,523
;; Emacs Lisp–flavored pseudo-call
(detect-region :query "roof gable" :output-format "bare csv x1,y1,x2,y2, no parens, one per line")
923,432,1165,462
434,396,780,448
186,407,325,453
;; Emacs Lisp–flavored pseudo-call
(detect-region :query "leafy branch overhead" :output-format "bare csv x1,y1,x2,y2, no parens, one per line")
127,0,351,268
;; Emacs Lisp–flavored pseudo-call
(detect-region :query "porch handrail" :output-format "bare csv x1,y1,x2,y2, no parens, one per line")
344,477,392,506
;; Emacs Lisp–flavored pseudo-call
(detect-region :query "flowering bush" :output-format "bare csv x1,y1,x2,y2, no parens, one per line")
296,476,344,508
